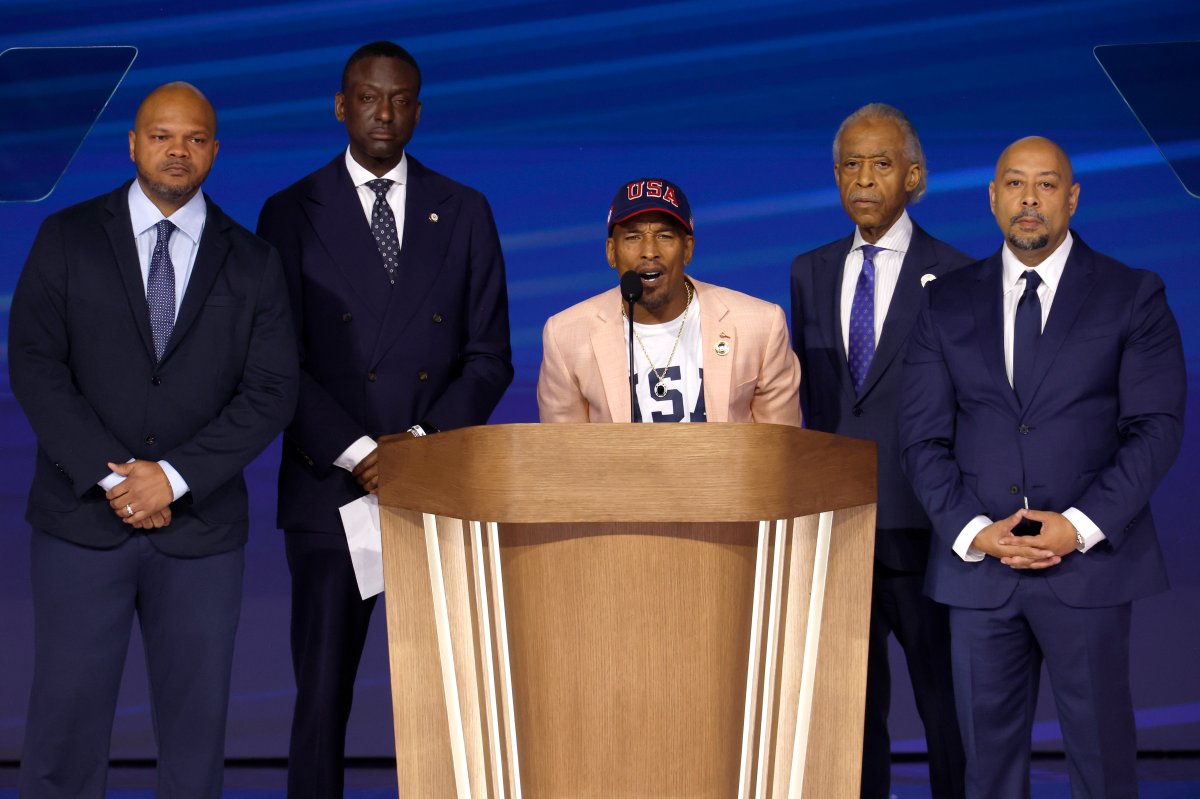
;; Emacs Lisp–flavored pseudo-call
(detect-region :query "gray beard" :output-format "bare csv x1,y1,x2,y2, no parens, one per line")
1007,231,1050,251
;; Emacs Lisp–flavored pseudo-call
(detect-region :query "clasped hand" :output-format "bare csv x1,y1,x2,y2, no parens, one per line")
972,508,1078,570
105,460,174,529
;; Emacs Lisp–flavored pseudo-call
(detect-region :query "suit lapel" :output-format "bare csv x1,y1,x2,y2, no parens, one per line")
971,251,1020,414
592,293,633,422
305,157,391,324
161,196,231,363
372,157,458,363
102,186,157,363
814,237,857,405
858,225,935,397
1023,236,1096,407
696,280,732,422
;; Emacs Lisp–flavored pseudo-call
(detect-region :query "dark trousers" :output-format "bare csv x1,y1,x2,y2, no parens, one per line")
20,529,243,799
861,566,965,799
284,529,379,799
950,577,1136,799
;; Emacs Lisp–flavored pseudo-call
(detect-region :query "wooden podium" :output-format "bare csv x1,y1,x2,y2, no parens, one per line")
377,423,876,798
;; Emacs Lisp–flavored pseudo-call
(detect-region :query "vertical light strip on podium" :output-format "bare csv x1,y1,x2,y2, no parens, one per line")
469,520,506,798
738,520,772,798
422,513,473,798
788,509,835,798
486,521,524,799
754,517,791,797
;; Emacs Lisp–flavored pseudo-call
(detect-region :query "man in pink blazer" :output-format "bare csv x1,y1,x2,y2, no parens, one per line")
538,177,800,425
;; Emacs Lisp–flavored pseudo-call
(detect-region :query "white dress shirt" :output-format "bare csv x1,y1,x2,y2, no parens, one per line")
345,147,407,251
953,232,1106,560
97,182,208,500
335,149,411,472
840,210,912,353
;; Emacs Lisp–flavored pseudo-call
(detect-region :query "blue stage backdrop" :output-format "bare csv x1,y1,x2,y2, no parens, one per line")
1,1,1198,761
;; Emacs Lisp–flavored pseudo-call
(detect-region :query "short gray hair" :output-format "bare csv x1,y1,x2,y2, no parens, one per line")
832,103,927,202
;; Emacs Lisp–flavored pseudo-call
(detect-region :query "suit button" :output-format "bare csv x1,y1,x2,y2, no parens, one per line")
852,407,863,417
342,312,352,322
418,371,429,381
367,371,377,382
145,435,156,445
151,376,161,386
1018,424,1030,435
1010,484,1020,495
432,313,443,323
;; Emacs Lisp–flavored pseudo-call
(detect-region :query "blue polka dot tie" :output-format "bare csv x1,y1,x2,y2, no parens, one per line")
1013,270,1043,403
848,244,881,394
366,178,399,284
147,219,176,362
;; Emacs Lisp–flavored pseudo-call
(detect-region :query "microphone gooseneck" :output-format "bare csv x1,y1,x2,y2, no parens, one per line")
619,271,643,423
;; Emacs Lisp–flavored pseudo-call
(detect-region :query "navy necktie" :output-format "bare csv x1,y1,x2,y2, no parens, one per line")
147,219,176,361
366,178,399,284
1013,270,1043,402
848,244,881,393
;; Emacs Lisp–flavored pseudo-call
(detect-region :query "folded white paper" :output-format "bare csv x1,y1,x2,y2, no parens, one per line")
339,494,383,599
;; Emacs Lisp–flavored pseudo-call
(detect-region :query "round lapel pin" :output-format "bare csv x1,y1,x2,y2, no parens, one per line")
714,340,730,356
428,212,439,223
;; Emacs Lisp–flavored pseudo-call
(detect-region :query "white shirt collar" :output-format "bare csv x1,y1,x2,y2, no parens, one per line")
344,148,407,188
1001,231,1073,293
127,180,206,244
851,209,913,255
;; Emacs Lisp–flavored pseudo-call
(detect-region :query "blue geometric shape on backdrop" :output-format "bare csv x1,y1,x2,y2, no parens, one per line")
1095,41,1200,199
0,46,136,202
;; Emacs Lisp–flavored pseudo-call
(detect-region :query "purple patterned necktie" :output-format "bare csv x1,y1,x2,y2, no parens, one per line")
1013,270,1043,402
848,244,881,393
147,219,176,361
366,178,399,284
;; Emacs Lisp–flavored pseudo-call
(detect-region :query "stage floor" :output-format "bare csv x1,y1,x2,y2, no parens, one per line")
2,756,1199,797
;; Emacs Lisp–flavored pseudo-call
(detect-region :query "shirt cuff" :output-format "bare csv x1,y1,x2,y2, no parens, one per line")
98,472,126,492
953,515,991,562
1062,506,1105,553
335,436,378,473
157,461,189,502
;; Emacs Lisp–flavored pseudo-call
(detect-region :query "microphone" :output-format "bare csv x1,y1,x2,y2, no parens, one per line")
619,271,643,423
620,269,644,304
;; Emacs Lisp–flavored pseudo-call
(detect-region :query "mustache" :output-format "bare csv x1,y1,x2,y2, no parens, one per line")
849,190,881,203
160,160,191,171
1010,210,1046,224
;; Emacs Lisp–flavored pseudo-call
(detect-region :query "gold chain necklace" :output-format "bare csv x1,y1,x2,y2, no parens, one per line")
624,281,694,399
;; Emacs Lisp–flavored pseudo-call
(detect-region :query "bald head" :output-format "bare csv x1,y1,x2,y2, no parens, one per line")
995,136,1073,185
129,82,220,215
988,136,1080,266
135,82,216,135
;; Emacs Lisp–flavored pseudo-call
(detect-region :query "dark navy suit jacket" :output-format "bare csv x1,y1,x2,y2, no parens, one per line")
791,223,973,571
8,182,299,557
257,154,512,533
900,234,1184,608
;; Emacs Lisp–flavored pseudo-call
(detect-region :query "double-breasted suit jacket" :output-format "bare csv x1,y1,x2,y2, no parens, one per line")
258,154,513,533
